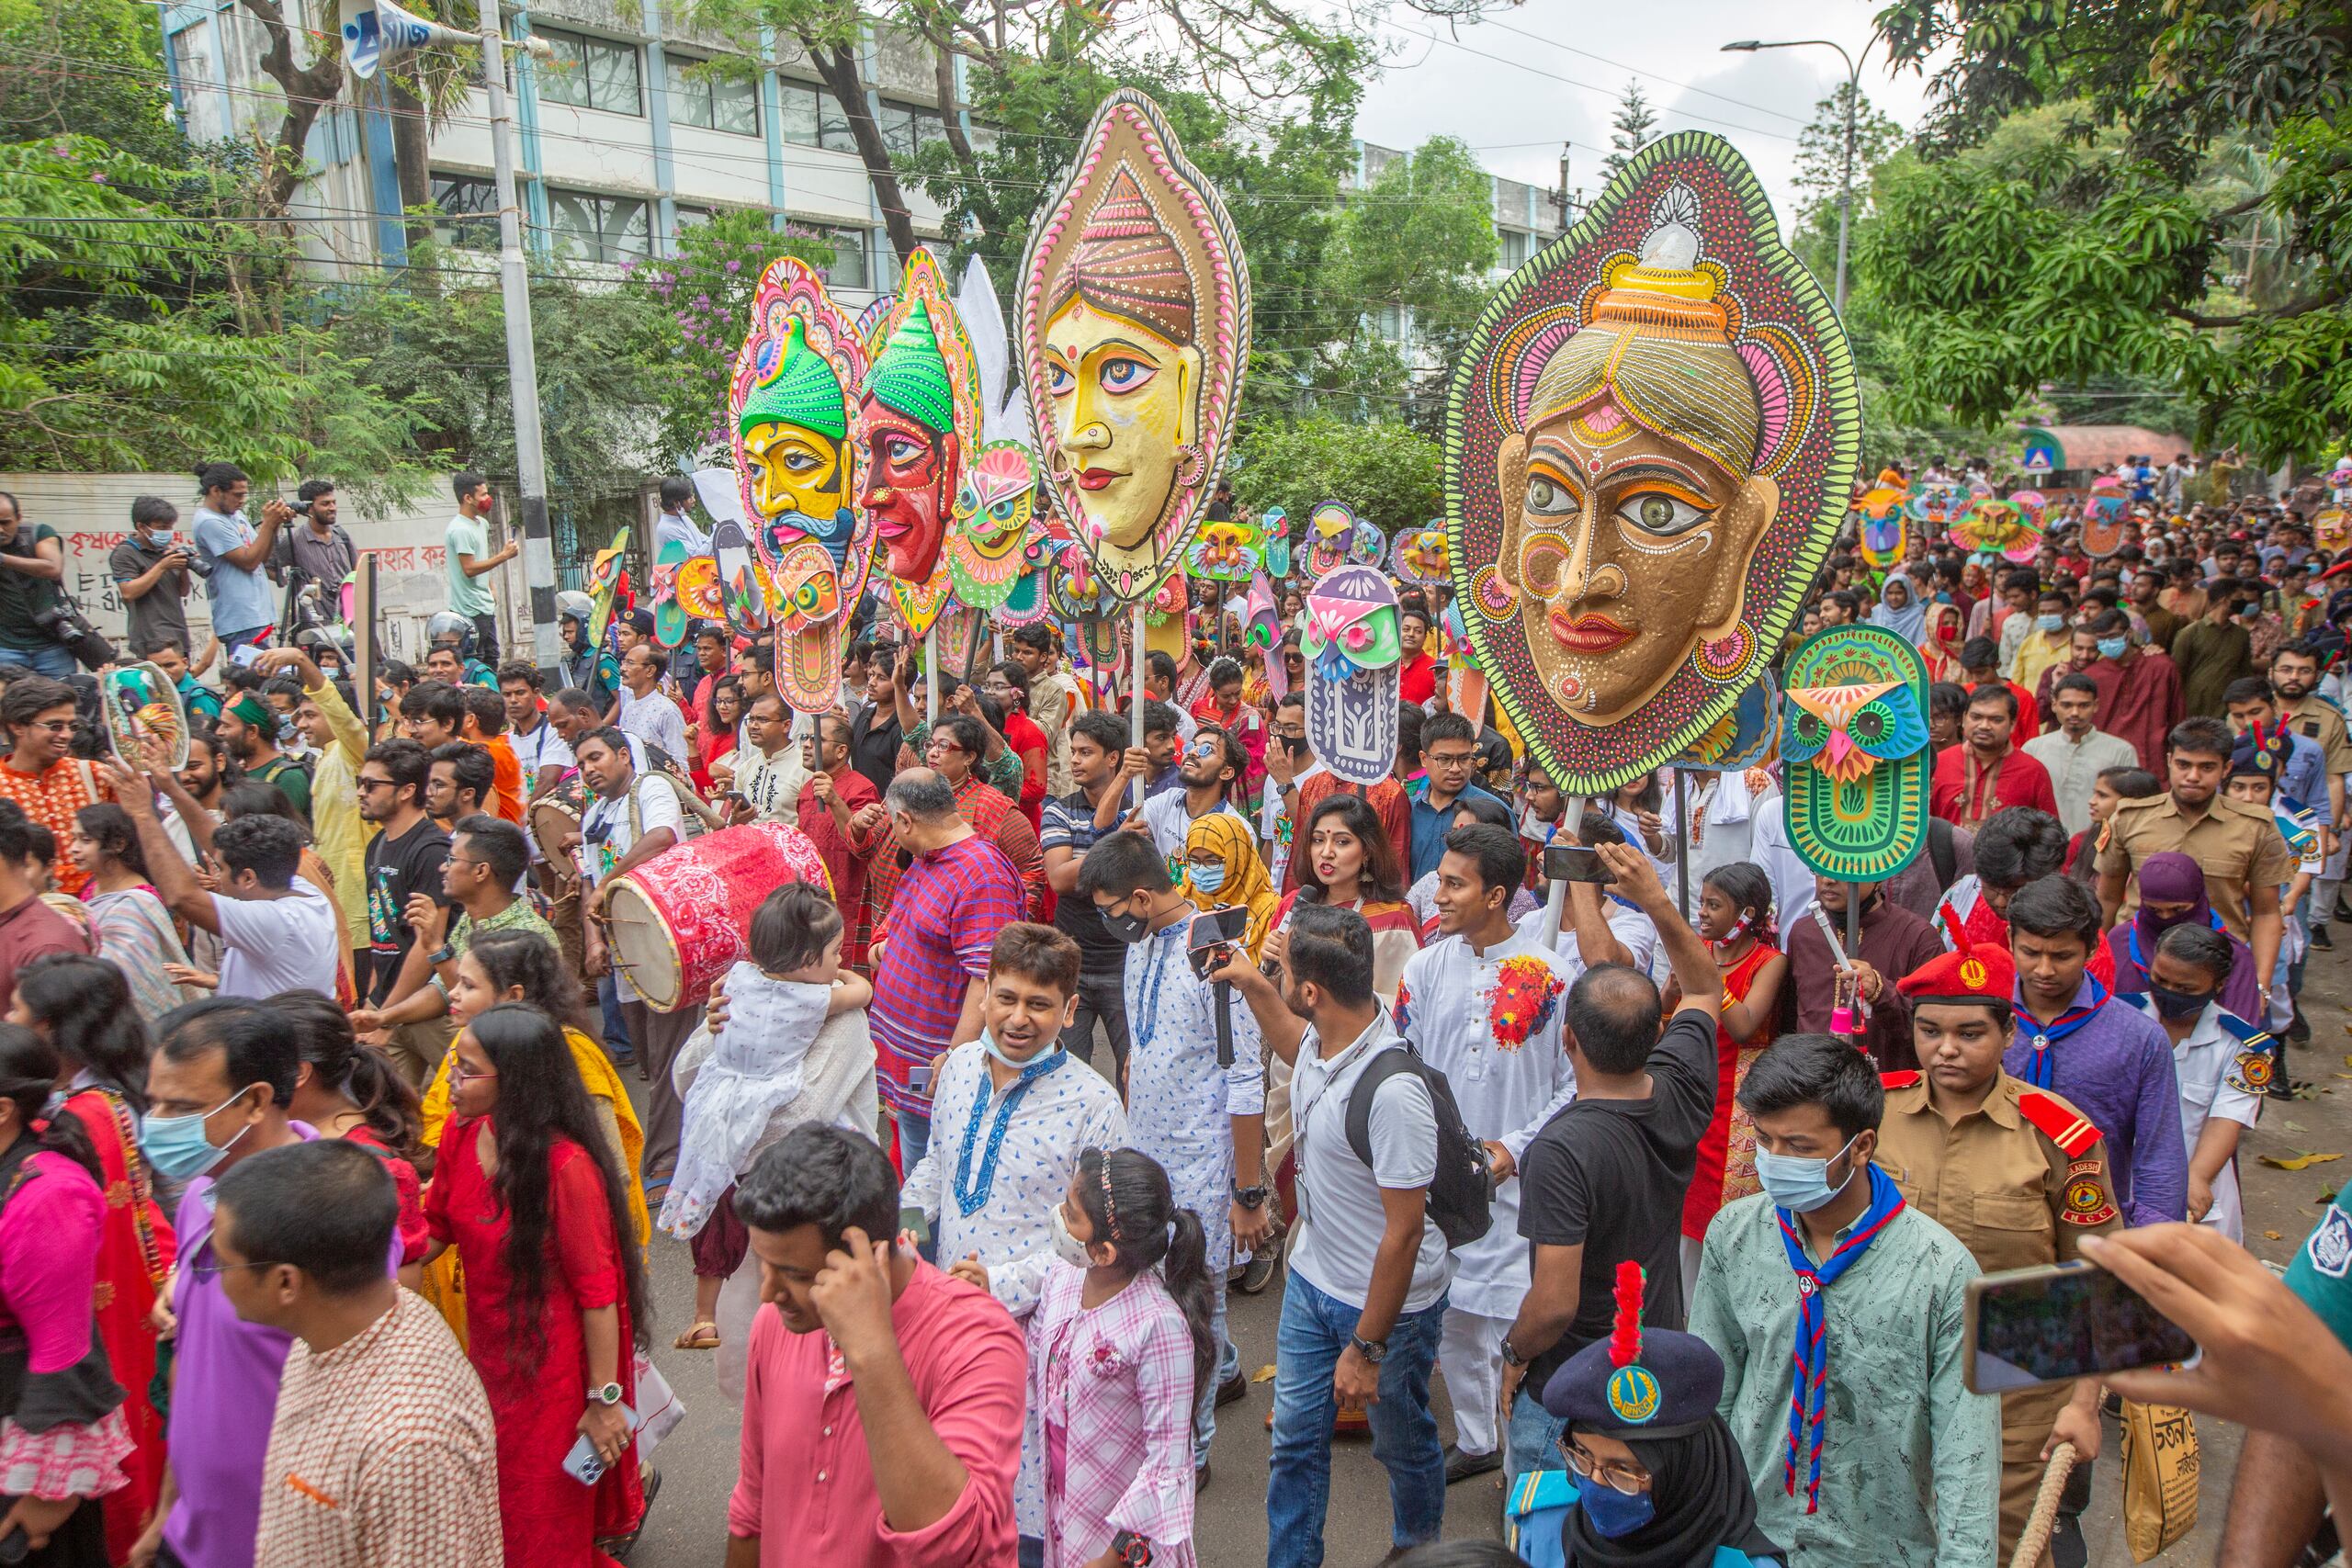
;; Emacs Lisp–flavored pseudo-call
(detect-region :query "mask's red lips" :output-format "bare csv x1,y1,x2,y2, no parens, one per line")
1077,468,1124,491
1547,611,1633,653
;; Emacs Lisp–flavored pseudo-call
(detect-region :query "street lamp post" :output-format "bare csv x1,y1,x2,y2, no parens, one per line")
1722,37,1864,314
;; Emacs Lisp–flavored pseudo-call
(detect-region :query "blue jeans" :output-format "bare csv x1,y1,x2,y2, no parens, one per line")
0,641,76,679
1266,1272,1447,1568
898,1109,931,1173
598,976,632,1056
1507,1386,1567,1483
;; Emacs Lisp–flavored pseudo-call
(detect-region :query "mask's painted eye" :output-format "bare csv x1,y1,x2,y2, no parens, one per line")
990,500,1020,523
1046,360,1075,396
881,434,925,468
1853,709,1885,743
1615,490,1712,536
781,448,822,473
1795,713,1824,742
1524,475,1576,516
1098,356,1157,393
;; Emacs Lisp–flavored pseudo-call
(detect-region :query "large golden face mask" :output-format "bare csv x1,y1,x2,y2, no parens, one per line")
1040,298,1200,565
1497,410,1779,725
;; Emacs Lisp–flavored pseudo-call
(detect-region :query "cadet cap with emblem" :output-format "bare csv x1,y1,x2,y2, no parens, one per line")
1542,1261,1724,1438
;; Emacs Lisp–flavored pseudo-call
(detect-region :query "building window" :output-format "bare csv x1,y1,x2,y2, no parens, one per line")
877,99,945,157
548,188,651,264
776,78,860,152
673,204,716,233
664,54,758,135
537,28,642,117
432,173,499,250
1498,229,1531,269
795,223,867,291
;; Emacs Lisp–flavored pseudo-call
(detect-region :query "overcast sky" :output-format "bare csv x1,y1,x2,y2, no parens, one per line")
1349,0,1939,231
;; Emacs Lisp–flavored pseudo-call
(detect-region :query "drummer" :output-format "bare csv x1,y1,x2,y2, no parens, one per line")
575,725,707,1195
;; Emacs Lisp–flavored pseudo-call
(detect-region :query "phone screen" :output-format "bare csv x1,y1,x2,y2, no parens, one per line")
1967,1262,2196,1393
1188,906,1249,950
1541,844,1616,885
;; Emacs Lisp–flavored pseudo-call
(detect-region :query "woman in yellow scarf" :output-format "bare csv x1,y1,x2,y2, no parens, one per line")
1178,809,1280,961
417,926,649,1345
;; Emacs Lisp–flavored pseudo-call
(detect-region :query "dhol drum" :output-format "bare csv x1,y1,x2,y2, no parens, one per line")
603,822,832,1011
530,774,589,868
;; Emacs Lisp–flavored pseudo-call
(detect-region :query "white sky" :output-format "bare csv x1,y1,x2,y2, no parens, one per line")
1350,0,1938,231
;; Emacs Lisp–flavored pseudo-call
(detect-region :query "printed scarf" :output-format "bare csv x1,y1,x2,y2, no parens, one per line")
1777,1162,1906,1513
2016,975,2109,1089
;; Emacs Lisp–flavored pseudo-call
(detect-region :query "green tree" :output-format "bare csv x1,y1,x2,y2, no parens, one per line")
1229,413,1442,536
1870,0,2352,462
1602,82,1657,183
1792,84,1904,234
1328,136,1498,428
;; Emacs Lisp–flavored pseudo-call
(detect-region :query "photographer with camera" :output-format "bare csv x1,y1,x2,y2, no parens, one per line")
110,495,197,658
277,478,356,597
0,491,74,678
190,461,292,654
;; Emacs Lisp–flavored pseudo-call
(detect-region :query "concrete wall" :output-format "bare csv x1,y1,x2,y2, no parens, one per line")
0,473,475,666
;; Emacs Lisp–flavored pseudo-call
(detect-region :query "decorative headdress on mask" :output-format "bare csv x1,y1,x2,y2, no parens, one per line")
1446,132,1858,796
1778,624,1930,880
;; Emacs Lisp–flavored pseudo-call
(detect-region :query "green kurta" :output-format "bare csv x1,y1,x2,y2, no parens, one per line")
1690,1190,2001,1568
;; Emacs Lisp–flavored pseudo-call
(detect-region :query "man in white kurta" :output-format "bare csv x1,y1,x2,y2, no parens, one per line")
1394,824,1577,1475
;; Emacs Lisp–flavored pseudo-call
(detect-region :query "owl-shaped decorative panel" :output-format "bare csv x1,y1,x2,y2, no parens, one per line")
1778,625,1928,881
1302,564,1402,785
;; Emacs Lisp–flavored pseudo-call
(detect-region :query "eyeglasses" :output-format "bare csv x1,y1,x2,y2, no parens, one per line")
356,777,395,793
1426,749,1479,771
192,1258,274,1279
27,720,73,735
448,1064,498,1087
1557,1438,1650,1495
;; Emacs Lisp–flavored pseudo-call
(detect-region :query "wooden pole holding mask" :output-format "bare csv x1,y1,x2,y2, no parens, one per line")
1538,795,1589,949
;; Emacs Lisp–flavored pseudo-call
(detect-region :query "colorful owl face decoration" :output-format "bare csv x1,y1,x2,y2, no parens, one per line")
2075,485,2125,559
946,441,1039,612
1301,564,1402,784
101,661,189,773
1051,549,1128,679
1391,522,1450,590
1000,535,1062,626
1298,502,1385,585
729,256,872,714
1021,89,1250,604
1261,506,1292,579
1445,132,1859,795
1778,625,1930,881
1855,488,1907,570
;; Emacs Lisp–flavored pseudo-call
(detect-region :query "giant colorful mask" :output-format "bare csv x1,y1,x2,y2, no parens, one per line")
1855,488,1906,570
948,442,1039,611
729,256,874,712
1300,564,1402,784
101,661,189,773
1299,502,1385,584
1186,514,1265,581
1905,479,1965,528
1777,626,1930,880
1021,89,1250,603
1950,491,2041,564
1446,132,1858,794
859,249,979,593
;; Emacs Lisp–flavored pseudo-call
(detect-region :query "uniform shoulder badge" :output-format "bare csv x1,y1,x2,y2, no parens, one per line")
2060,1156,2120,1227
2309,1202,2352,1280
2218,1011,2278,1096
2015,1087,2101,1160
1881,1070,1923,1090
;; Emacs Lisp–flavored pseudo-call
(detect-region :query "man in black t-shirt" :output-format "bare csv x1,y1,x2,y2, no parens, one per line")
353,738,453,1084
1498,838,1722,1480
849,647,906,798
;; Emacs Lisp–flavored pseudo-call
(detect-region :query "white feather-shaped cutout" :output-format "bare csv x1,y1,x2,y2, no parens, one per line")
956,254,1027,446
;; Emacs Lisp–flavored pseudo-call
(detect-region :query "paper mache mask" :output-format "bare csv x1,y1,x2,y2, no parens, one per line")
1301,564,1402,785
1777,625,1929,881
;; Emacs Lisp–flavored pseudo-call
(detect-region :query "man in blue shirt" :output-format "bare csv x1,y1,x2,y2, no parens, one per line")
190,461,290,652
1405,710,1506,883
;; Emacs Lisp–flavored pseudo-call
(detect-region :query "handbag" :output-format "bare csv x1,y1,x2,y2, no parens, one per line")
2119,1399,2199,1562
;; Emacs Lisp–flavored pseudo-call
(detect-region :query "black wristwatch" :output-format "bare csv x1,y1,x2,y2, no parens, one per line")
1500,1337,1528,1370
1111,1530,1153,1567
1349,1333,1387,1365
426,943,457,966
1232,1181,1269,1210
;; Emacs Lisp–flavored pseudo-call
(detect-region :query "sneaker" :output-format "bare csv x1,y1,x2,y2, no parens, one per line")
1216,1368,1249,1407
1444,1444,1501,1483
1237,1235,1282,1295
2313,926,2335,952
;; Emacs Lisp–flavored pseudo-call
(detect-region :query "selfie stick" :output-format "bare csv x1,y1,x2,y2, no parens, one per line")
1539,795,1588,949
1129,602,1148,810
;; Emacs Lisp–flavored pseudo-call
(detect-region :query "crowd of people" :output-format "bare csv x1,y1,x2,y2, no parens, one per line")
2,459,2352,1568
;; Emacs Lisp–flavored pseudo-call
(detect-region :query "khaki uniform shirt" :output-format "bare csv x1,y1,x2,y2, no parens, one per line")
2278,694,2352,777
2096,790,2294,938
1875,1071,2121,1275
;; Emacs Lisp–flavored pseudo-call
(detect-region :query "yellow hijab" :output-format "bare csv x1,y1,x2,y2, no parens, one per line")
1180,809,1279,960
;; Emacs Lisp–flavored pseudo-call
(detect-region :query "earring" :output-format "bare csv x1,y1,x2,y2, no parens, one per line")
1174,445,1207,488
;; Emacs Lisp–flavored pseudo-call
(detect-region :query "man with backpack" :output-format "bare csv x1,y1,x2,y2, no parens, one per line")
1213,901,1463,1568
1393,822,1579,1485
1497,837,1723,1481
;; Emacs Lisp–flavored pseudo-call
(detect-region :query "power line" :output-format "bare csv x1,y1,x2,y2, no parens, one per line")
1463,15,1811,128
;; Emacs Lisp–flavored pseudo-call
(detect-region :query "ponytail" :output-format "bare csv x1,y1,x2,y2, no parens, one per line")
1159,1208,1216,1403
0,1025,100,1184
1076,1146,1218,1401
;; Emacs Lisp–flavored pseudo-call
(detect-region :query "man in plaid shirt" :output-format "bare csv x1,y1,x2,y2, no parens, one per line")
869,768,1026,1173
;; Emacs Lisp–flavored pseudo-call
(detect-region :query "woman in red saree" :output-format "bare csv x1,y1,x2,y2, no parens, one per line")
426,1002,653,1566
10,954,172,1564
1679,864,1786,1280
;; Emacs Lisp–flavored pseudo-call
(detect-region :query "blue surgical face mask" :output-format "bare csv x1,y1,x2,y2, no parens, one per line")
1189,862,1227,896
141,1088,258,1183
145,528,175,550
977,1027,1057,1074
1576,1474,1656,1538
2037,613,2065,633
2097,636,2129,660
1756,1132,1861,1213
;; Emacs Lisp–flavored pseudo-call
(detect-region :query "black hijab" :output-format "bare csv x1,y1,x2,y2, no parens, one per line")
1563,1416,1780,1568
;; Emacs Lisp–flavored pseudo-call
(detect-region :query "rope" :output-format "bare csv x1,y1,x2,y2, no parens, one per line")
2009,1440,2078,1568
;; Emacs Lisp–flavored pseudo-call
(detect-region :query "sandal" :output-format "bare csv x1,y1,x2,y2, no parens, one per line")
673,1321,720,1351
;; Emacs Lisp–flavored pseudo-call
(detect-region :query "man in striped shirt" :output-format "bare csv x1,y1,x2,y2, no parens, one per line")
868,768,1025,1174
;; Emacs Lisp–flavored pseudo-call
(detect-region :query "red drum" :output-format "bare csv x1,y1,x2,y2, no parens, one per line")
604,822,832,1011
529,774,589,868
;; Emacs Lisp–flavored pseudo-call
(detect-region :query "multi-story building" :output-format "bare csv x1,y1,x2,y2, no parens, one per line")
1343,139,1569,357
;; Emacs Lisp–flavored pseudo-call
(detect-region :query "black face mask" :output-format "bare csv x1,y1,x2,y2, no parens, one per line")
1100,906,1151,944
2149,983,2213,1021
1281,734,1309,759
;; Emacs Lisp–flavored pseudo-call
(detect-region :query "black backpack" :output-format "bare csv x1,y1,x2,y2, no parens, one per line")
1343,1043,1494,1248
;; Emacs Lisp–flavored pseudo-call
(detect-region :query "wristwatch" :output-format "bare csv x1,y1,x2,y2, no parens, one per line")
588,1382,625,1407
1348,1334,1387,1365
426,943,458,966
1500,1337,1528,1370
1110,1530,1153,1567
1232,1182,1270,1210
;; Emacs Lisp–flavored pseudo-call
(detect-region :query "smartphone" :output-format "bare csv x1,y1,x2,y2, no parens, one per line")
229,642,266,670
909,1065,933,1095
1187,906,1249,952
1963,1260,2197,1395
561,1401,639,1495
1541,843,1616,885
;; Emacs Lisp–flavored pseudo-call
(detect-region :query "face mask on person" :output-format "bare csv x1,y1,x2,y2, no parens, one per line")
1189,862,1227,896
977,1028,1057,1075
141,1089,257,1183
1100,904,1151,944
2037,613,2065,633
2097,636,2129,660
2149,983,2213,1021
145,528,175,550
1281,734,1310,759
1575,1474,1656,1538
1755,1132,1861,1213
1049,1203,1094,1269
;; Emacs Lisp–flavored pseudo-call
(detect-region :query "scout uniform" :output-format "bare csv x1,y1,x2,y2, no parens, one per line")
2096,787,2295,940
1878,944,2123,1558
2119,991,2267,1241
2277,692,2352,782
